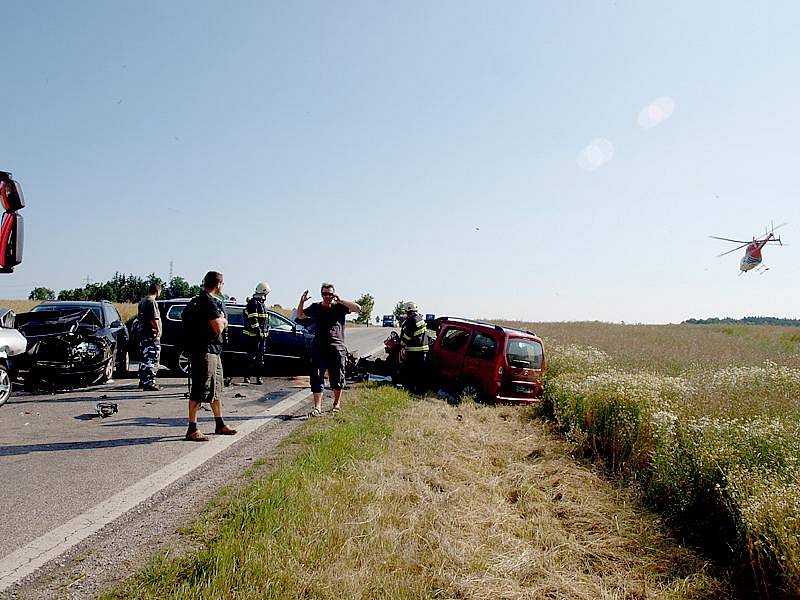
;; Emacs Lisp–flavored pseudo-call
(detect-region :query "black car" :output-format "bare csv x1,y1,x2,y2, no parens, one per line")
130,299,313,375
15,300,130,390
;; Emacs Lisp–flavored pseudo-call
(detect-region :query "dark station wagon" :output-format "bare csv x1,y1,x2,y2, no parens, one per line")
131,299,314,375
428,317,546,404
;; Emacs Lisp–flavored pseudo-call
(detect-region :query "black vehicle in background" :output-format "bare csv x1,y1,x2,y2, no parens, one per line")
129,299,313,375
15,300,130,390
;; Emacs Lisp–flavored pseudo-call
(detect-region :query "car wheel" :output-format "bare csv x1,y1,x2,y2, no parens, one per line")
115,348,130,377
0,363,12,407
99,353,115,384
174,350,191,376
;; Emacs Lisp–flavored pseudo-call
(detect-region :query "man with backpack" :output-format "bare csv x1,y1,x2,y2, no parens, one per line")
182,271,237,442
137,282,162,391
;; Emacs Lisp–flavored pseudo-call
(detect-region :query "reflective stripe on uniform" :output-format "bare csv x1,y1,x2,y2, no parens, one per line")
405,345,427,352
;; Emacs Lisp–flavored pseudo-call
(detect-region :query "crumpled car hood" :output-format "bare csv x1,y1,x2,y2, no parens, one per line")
16,309,103,338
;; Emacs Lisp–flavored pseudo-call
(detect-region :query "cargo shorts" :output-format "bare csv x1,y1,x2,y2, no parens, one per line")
189,352,224,404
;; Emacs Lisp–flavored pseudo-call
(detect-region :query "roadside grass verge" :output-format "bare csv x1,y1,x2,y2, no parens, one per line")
510,322,800,597
105,385,727,599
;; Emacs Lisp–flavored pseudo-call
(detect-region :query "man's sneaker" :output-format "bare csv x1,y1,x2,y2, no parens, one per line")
185,430,209,442
215,425,237,435
141,383,161,392
254,377,264,385
242,378,251,385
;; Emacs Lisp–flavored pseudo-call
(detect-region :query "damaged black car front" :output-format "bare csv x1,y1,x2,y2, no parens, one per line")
14,309,116,391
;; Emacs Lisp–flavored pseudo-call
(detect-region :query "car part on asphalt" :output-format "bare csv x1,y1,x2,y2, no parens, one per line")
95,401,118,418
0,309,27,407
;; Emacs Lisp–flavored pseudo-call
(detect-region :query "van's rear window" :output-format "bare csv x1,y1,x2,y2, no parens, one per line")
506,339,543,369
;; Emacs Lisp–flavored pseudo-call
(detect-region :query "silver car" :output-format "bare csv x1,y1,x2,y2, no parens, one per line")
0,309,28,407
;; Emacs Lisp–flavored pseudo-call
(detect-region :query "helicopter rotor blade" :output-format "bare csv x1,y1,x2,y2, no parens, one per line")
716,242,749,258
771,222,788,233
709,235,750,244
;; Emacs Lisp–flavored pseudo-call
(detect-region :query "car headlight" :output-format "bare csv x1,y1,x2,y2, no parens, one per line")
71,341,102,360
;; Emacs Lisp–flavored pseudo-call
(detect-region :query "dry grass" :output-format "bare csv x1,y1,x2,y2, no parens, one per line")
332,398,727,599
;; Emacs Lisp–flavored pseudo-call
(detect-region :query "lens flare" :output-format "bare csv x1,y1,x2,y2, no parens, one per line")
637,97,675,129
577,138,615,171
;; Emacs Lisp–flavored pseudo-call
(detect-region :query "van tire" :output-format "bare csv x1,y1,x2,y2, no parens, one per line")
458,380,484,403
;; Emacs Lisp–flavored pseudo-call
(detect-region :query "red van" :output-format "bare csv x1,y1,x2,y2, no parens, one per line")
428,317,545,404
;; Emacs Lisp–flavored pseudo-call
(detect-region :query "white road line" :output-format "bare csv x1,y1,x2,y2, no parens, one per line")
0,388,311,592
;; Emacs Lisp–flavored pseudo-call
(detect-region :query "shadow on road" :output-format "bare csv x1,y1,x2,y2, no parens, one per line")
0,435,186,456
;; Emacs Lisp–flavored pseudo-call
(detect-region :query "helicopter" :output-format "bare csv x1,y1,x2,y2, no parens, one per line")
709,222,787,274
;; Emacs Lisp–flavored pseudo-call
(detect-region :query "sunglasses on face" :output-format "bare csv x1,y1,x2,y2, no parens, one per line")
321,292,335,297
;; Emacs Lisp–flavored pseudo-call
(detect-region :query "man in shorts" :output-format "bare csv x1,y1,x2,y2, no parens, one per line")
297,282,360,417
184,271,237,441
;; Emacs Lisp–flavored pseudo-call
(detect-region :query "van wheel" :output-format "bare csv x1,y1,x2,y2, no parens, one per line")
459,381,483,403
0,363,12,407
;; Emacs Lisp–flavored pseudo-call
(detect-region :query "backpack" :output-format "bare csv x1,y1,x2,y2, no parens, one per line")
181,296,204,351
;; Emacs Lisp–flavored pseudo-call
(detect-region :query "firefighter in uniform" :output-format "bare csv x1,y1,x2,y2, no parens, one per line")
241,281,271,385
399,302,428,394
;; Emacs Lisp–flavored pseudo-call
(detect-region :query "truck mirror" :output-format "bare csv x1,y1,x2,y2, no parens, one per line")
0,212,24,272
0,174,24,212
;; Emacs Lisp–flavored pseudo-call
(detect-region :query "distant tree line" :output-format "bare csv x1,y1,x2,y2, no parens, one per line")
30,272,202,303
683,316,800,327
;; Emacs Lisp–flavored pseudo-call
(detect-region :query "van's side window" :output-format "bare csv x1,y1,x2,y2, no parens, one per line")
440,327,470,351
466,332,496,360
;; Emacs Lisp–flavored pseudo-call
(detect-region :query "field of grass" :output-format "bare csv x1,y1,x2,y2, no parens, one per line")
103,384,728,599
500,321,800,597
0,299,138,321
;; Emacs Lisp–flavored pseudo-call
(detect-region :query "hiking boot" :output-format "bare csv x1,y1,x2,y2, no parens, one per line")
185,430,209,442
215,425,237,435
242,378,251,385
254,377,264,385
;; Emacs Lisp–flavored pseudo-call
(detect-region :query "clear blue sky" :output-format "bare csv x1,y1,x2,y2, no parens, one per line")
3,0,799,323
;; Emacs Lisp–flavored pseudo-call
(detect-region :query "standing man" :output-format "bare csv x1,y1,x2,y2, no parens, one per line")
399,302,428,394
297,282,360,417
184,271,237,441
242,281,271,385
137,282,162,391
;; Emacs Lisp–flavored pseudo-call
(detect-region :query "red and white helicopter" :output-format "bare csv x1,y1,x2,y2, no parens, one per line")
709,222,787,274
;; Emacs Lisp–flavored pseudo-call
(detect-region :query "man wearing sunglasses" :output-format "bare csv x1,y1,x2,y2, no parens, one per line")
297,283,361,417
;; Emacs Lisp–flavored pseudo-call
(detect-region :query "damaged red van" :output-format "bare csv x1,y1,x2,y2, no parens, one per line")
428,317,545,404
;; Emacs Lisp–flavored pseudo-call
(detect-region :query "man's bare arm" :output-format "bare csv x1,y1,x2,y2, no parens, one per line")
209,315,227,336
335,296,360,313
297,290,310,320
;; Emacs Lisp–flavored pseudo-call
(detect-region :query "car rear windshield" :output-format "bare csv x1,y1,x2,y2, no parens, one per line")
506,338,543,369
32,304,104,323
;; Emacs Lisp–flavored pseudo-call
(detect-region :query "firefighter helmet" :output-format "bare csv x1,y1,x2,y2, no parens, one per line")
255,281,271,295
405,302,419,313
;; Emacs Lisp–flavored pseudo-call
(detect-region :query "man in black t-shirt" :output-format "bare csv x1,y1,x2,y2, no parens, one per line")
184,271,237,442
297,282,361,417
137,282,162,391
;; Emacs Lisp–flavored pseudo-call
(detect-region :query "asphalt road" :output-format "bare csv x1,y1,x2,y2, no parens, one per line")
0,326,390,567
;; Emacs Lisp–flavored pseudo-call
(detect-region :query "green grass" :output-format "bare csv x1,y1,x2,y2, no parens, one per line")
103,385,411,599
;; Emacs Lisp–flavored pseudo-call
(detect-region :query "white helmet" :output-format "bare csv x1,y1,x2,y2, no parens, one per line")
405,302,418,313
255,281,271,295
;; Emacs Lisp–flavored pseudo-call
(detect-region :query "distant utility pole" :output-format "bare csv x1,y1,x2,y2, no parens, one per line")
169,260,174,281
83,274,92,286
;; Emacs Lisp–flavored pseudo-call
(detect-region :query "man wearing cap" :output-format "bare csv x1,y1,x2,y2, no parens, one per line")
241,281,271,385
399,302,428,394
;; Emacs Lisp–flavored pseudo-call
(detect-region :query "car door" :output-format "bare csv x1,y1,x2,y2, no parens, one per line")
461,331,498,397
266,311,305,360
430,326,471,384
104,304,128,350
